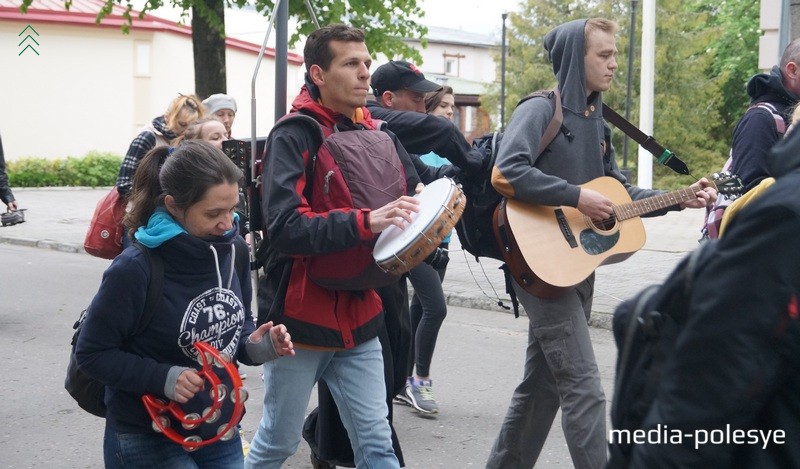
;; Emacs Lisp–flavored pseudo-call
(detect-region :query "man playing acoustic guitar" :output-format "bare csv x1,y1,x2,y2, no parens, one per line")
486,18,716,469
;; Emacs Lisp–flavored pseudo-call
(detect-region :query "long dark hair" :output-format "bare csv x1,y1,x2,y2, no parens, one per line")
124,141,242,237
425,85,454,115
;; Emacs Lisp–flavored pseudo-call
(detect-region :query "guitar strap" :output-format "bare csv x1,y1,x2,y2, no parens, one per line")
601,104,690,176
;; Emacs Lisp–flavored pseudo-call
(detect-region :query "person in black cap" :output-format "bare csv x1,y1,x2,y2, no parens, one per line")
371,60,442,113
366,61,484,175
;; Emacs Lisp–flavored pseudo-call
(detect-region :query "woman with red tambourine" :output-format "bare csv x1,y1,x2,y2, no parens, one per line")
76,141,294,468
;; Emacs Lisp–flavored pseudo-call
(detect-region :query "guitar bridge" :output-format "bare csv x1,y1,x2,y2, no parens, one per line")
554,209,578,248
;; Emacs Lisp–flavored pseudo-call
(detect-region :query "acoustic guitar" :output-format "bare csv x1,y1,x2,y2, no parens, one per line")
493,173,743,298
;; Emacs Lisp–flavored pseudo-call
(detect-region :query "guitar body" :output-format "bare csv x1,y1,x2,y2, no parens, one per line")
504,177,646,289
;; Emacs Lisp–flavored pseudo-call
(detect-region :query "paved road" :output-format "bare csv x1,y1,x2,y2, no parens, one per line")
0,243,617,468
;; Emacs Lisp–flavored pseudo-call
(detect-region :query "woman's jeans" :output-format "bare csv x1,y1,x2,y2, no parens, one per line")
103,425,244,468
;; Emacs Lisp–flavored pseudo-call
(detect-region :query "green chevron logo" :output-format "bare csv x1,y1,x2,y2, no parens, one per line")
18,25,40,56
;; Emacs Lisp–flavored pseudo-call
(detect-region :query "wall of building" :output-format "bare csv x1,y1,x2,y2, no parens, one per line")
0,17,302,161
410,40,497,83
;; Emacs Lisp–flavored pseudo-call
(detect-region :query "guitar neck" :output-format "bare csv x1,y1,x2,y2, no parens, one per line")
614,182,711,220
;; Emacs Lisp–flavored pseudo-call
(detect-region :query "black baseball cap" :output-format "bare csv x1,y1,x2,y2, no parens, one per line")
371,60,442,97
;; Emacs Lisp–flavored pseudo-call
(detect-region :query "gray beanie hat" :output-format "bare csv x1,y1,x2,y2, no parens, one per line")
202,94,237,114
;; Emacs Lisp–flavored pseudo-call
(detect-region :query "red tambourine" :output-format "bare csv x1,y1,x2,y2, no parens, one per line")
142,341,249,451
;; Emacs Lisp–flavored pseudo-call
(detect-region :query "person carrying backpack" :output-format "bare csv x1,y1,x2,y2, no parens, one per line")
485,18,717,469
75,142,294,467
622,97,800,469
729,39,800,193
702,39,800,239
247,25,456,469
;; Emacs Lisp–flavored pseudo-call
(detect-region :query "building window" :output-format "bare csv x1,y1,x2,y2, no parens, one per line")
464,106,474,133
445,58,456,76
135,42,151,77
443,52,464,77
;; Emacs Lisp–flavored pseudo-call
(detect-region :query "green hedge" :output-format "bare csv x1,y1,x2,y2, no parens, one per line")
7,151,122,187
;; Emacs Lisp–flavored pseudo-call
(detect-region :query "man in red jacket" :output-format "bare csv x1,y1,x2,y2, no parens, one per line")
246,24,423,469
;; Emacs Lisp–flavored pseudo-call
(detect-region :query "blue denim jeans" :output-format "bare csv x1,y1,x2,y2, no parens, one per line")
103,424,243,468
245,337,399,469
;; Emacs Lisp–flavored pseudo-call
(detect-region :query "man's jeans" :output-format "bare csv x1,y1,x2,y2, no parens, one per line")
245,337,399,469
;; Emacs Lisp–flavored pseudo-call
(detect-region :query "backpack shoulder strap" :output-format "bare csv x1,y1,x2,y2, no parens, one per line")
749,102,787,136
132,243,164,336
516,88,563,156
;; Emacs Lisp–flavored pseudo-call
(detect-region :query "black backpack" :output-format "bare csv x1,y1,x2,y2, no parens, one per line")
608,241,717,466
65,243,164,417
455,89,563,261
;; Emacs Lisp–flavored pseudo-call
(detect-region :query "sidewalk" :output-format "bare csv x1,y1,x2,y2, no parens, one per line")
0,187,708,328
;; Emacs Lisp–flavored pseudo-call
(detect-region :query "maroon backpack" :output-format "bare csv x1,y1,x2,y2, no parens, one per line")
261,113,407,290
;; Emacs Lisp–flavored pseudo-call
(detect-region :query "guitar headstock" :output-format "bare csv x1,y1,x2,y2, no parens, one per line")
710,171,744,200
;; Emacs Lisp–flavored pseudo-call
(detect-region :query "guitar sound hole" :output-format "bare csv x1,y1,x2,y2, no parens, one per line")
587,216,617,233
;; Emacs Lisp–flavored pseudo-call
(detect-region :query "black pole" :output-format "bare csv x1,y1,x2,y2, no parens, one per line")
274,0,289,122
622,0,638,175
500,13,508,132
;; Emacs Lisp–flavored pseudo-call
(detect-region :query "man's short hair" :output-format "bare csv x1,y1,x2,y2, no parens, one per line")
584,18,618,53
304,24,366,72
780,38,800,71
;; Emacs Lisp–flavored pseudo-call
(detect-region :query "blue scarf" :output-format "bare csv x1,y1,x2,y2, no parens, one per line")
135,207,239,248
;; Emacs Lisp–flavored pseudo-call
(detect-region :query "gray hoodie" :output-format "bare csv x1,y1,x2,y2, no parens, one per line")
492,19,662,208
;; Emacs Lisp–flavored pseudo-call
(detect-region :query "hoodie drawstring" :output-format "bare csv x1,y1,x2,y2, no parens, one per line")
209,244,237,293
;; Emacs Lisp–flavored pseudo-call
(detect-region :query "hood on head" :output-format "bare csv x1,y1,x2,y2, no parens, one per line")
544,19,591,111
747,66,799,103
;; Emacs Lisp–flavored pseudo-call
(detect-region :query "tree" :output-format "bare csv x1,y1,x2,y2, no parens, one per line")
20,0,428,99
484,0,733,189
693,0,761,142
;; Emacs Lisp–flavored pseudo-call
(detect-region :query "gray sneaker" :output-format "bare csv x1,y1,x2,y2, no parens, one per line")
405,378,438,415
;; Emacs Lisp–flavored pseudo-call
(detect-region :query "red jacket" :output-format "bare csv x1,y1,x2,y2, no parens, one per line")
259,86,420,349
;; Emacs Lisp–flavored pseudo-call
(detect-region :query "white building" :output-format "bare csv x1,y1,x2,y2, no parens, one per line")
0,0,304,161
400,26,498,141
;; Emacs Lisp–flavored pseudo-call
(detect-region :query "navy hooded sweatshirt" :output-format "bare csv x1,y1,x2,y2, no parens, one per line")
730,66,798,191
75,209,277,440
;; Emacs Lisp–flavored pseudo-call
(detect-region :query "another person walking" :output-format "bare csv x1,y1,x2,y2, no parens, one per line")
378,82,457,416
404,86,458,414
76,141,294,468
116,94,204,197
625,102,800,469
172,117,229,150
0,132,18,212
202,94,237,139
485,18,716,469
728,38,800,192
246,24,428,469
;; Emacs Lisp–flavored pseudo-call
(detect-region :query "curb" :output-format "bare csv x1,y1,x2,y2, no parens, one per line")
0,234,86,255
0,232,616,330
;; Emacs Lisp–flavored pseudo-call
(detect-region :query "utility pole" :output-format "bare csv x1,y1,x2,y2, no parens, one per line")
637,0,655,189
